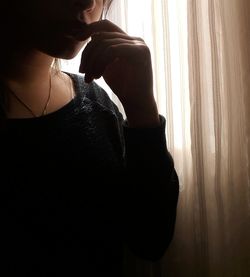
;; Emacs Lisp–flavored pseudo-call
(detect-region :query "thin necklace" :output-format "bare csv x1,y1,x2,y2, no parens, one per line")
68,75,74,100
8,73,52,118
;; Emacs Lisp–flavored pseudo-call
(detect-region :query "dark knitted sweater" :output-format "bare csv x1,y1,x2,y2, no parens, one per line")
0,73,179,276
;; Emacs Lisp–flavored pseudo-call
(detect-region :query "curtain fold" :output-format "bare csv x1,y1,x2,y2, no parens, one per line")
239,0,250,190
164,0,250,276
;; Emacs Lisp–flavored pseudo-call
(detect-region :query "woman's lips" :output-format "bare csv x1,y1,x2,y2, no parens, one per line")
63,21,89,41
84,0,96,13
75,0,96,21
63,0,97,40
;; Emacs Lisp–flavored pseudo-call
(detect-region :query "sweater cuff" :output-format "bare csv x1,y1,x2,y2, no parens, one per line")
122,115,167,149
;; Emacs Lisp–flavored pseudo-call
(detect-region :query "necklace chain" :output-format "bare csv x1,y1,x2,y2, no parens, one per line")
8,73,52,118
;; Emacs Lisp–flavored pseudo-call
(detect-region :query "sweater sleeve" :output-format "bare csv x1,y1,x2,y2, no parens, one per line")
122,115,179,262
75,79,179,261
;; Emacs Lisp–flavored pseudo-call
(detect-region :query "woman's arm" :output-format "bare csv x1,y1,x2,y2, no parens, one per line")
79,19,179,261
122,116,179,261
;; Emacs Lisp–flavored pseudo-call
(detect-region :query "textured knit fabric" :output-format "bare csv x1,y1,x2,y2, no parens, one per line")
0,73,179,276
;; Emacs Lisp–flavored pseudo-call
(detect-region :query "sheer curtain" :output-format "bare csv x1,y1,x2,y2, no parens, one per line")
166,0,250,276
62,0,250,276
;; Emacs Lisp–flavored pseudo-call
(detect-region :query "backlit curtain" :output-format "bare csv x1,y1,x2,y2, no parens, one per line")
61,0,250,276
164,0,250,276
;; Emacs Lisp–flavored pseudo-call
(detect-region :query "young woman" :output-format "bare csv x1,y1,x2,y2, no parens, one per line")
0,0,179,276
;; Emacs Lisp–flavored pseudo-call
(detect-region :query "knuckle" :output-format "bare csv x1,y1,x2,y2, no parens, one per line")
134,36,145,43
91,32,101,40
142,45,151,55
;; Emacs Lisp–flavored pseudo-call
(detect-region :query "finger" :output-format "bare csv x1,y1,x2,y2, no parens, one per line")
79,34,143,73
74,19,126,41
84,42,149,83
82,38,141,75
91,32,144,42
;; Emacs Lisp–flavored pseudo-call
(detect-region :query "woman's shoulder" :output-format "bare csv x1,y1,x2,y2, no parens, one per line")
66,72,121,117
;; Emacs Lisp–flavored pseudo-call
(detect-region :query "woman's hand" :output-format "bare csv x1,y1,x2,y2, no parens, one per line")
79,20,160,127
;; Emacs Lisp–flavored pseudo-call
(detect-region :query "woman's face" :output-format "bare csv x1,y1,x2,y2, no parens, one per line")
5,0,105,59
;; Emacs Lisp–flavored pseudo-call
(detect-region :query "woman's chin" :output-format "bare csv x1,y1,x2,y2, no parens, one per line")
39,37,86,60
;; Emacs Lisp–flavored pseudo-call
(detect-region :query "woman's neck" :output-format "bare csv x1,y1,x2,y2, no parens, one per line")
5,50,55,86
4,51,56,118
4,50,75,119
